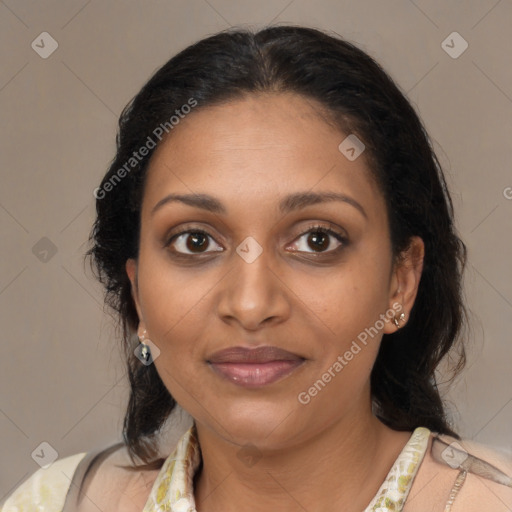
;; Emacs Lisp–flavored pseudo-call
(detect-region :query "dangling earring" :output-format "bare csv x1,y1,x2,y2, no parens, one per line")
393,312,406,328
138,329,151,362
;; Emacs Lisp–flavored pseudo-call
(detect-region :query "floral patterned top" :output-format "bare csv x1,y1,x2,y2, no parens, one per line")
142,424,432,512
1,425,434,511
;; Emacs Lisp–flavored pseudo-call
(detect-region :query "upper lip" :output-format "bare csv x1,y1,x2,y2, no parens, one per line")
208,346,304,364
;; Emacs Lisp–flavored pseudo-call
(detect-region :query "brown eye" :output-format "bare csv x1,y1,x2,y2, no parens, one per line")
289,225,347,254
307,231,330,251
185,232,208,252
167,230,223,255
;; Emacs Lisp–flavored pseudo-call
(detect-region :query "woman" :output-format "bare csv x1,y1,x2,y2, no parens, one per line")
3,25,511,512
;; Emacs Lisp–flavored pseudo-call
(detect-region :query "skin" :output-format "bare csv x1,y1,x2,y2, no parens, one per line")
126,92,425,512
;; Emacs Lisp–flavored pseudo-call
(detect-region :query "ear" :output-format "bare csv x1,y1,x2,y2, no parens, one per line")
383,236,424,334
126,258,146,336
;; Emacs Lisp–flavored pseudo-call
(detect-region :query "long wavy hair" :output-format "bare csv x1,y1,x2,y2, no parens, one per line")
86,25,467,469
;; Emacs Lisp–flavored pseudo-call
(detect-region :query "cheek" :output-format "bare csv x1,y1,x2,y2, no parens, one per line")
138,236,205,307
135,251,215,361
292,252,392,395
297,255,391,341
139,269,212,408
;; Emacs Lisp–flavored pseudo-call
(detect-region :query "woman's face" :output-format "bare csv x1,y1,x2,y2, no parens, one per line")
126,92,422,448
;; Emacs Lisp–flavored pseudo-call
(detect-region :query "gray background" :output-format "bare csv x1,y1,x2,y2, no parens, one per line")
1,0,511,502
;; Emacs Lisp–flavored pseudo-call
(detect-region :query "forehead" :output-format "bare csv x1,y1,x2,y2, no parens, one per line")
142,92,384,217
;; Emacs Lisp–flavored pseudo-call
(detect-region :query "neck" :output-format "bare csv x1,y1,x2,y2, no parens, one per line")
193,407,412,512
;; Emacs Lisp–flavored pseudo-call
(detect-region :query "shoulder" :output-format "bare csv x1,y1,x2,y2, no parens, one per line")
445,436,512,511
1,452,87,511
1,410,193,512
405,432,512,512
77,415,193,511
0,446,163,512
74,444,162,512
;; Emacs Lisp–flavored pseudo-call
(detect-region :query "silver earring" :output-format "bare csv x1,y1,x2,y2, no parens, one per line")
138,329,151,362
393,312,406,328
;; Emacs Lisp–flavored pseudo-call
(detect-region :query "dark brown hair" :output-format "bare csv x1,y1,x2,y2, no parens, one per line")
86,25,467,469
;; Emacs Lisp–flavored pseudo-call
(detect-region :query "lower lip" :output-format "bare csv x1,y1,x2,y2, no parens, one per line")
208,360,304,388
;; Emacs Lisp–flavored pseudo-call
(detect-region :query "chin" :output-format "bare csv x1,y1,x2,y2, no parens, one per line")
208,401,302,447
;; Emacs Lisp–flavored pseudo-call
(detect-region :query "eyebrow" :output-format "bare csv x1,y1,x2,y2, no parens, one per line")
151,191,367,219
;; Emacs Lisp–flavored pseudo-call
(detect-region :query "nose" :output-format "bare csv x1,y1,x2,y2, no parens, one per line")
215,242,291,332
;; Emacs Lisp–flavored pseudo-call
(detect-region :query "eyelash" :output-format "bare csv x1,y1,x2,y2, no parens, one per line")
164,223,348,257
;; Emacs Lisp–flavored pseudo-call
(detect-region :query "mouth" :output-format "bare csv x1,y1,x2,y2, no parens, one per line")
207,346,306,388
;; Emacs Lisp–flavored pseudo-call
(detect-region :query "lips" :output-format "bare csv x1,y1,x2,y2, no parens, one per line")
208,346,303,364
207,346,305,388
